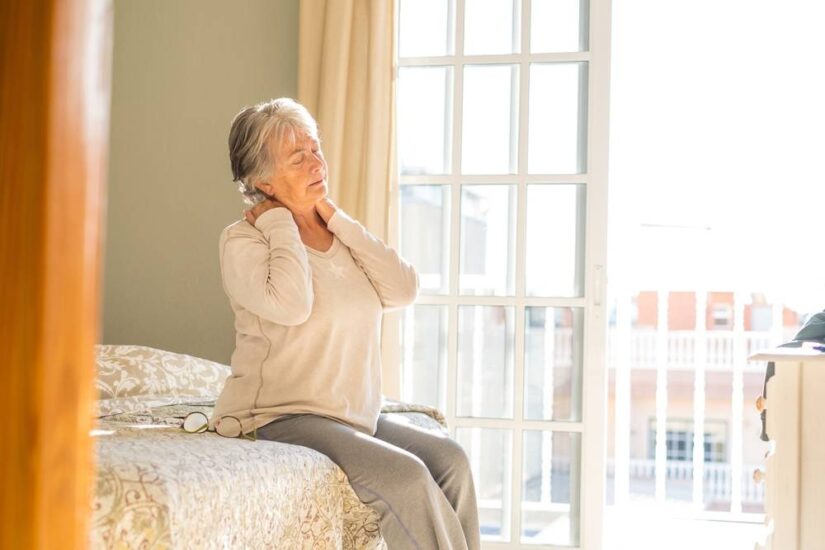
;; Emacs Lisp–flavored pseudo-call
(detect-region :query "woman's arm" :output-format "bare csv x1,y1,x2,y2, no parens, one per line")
220,207,314,325
322,204,419,311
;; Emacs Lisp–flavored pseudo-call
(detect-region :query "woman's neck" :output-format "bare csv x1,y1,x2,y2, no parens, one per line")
291,207,327,233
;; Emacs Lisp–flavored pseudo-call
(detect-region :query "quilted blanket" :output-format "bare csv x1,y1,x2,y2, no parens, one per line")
90,402,447,549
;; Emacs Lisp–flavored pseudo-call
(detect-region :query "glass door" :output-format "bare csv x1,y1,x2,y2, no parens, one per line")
394,0,611,547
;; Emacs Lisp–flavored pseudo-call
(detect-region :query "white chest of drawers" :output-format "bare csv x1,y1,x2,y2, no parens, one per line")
750,346,825,550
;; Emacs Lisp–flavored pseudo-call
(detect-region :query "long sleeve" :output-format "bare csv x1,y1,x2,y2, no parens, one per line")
327,209,419,311
219,207,314,325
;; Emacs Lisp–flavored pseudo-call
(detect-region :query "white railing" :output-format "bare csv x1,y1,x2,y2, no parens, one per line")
477,458,765,524
610,290,784,516
605,459,765,504
543,327,783,371
604,329,776,370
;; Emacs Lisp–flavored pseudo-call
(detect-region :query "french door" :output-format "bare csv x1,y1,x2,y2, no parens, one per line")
393,0,611,548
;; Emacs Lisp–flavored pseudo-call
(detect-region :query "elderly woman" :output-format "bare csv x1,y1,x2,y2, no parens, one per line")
210,97,480,550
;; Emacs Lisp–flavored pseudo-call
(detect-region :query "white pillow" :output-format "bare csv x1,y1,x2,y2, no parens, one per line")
95,344,230,417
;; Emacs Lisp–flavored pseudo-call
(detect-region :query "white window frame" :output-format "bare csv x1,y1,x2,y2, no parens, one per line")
387,1,612,548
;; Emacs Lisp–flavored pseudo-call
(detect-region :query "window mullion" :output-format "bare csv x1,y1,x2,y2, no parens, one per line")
416,295,588,308
510,0,532,544
446,0,466,439
446,301,459,437
450,0,464,296
400,174,589,185
398,52,591,66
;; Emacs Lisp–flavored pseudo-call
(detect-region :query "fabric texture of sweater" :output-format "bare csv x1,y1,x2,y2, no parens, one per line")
209,206,419,436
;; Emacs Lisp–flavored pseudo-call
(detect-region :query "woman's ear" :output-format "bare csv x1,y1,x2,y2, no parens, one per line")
255,182,278,201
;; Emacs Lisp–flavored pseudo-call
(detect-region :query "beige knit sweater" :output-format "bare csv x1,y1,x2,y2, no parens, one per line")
209,206,418,436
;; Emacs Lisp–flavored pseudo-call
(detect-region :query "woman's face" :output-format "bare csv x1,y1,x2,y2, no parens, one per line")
260,130,327,209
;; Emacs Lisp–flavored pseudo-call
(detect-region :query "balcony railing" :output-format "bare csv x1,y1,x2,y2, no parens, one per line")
605,329,777,370
609,290,783,516
477,458,765,521
606,459,765,504
536,328,787,372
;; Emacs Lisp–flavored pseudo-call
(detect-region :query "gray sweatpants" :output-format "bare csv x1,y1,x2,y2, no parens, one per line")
256,413,481,550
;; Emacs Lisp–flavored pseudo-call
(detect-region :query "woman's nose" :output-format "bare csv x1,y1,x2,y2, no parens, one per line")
309,155,323,172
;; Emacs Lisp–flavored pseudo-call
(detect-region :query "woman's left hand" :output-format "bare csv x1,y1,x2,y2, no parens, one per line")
315,197,338,224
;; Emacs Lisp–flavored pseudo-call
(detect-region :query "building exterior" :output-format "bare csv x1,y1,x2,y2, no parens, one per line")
606,290,803,511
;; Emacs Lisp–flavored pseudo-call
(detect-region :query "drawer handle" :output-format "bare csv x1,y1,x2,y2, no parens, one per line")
753,468,765,483
755,395,767,412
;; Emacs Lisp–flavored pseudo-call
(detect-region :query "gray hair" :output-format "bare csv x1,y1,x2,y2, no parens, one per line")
228,97,319,205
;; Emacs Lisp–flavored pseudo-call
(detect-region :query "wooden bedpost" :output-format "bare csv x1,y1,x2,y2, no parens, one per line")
0,0,112,548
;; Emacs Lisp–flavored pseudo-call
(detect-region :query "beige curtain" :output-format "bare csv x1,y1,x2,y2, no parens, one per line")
299,0,402,398
298,0,396,240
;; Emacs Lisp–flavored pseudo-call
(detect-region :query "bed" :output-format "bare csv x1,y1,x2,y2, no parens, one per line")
90,345,448,549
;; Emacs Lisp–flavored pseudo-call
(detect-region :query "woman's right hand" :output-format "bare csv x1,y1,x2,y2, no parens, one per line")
244,198,286,225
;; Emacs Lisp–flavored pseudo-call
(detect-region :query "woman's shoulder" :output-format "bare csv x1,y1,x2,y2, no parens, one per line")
220,218,262,244
224,217,257,234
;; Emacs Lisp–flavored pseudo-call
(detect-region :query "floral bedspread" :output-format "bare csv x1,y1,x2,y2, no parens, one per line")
90,401,447,549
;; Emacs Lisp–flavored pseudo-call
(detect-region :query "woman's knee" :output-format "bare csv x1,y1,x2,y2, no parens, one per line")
381,452,434,494
429,437,472,477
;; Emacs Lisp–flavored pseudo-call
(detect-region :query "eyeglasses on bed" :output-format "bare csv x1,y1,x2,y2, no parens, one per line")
182,411,257,441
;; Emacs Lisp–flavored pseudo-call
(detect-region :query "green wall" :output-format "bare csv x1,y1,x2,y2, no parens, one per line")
102,0,299,363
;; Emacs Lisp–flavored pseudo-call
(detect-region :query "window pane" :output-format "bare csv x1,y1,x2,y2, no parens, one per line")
400,185,450,294
522,431,581,546
401,305,448,411
462,64,518,174
456,427,512,541
399,0,451,57
464,0,517,55
457,306,515,418
528,62,587,174
398,66,452,175
531,0,588,53
460,185,516,296
524,307,584,421
526,184,585,297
